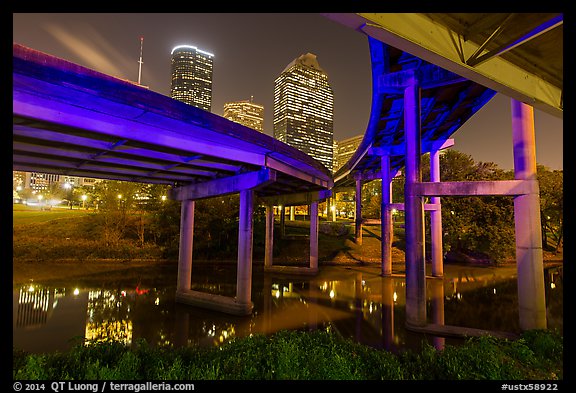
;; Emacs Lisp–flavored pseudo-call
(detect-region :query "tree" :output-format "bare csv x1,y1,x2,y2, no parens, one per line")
437,150,516,262
92,180,144,246
537,165,563,253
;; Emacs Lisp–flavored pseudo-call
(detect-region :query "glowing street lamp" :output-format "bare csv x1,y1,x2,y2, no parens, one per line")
161,195,167,202
81,194,87,209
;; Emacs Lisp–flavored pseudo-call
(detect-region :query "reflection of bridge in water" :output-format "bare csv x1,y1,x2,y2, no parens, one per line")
13,13,562,336
14,265,563,354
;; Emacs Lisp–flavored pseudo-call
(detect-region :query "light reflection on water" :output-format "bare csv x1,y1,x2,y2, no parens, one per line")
13,264,563,354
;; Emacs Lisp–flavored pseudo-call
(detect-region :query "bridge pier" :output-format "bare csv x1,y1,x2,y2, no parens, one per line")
176,200,195,293
430,148,443,277
511,99,547,330
175,191,255,316
235,189,255,310
404,72,427,328
264,201,319,275
264,205,274,269
380,153,393,276
354,176,363,245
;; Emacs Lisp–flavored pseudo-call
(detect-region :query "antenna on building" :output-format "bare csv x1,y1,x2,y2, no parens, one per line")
137,36,144,85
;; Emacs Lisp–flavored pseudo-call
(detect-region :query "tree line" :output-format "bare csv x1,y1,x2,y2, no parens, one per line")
38,149,561,263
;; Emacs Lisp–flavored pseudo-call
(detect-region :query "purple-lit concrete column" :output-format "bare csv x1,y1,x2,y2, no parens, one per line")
177,199,195,292
265,205,274,268
511,99,547,330
236,189,254,306
309,201,319,270
381,153,393,276
404,73,426,327
430,149,443,277
355,176,363,245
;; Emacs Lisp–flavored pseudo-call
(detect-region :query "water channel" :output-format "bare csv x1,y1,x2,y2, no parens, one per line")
13,262,563,355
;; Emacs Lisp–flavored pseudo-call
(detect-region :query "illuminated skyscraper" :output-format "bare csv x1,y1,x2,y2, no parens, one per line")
223,96,265,132
273,53,334,172
334,134,364,172
170,45,214,111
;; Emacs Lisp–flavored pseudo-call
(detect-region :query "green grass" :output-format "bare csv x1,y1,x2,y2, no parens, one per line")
13,204,93,226
13,206,164,261
13,329,562,380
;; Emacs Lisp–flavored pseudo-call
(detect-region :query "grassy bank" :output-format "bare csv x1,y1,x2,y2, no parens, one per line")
13,329,562,380
12,205,406,267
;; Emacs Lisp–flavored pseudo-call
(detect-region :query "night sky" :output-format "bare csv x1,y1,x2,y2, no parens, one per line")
12,13,563,170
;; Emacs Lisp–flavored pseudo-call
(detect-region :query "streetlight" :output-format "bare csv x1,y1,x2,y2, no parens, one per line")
81,194,87,209
161,195,167,202
63,182,72,209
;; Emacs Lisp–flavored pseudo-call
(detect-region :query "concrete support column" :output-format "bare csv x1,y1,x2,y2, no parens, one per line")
511,99,547,330
309,201,319,270
430,149,444,277
265,205,274,268
177,199,195,292
236,189,254,306
355,177,363,245
280,205,286,238
404,74,426,327
331,194,337,221
381,154,393,276
290,206,295,221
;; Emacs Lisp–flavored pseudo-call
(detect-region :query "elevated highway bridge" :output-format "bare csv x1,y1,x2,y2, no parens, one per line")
13,12,562,333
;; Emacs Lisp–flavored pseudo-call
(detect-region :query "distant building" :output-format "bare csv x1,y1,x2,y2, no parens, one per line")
170,45,214,111
223,97,265,132
13,171,101,194
273,53,334,172
334,134,364,172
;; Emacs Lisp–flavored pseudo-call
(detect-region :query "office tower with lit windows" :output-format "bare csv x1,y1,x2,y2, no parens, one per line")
334,134,364,172
223,96,265,132
273,53,334,172
170,45,214,111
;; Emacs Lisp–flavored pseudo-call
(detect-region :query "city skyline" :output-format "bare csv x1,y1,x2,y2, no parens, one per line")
12,13,563,171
